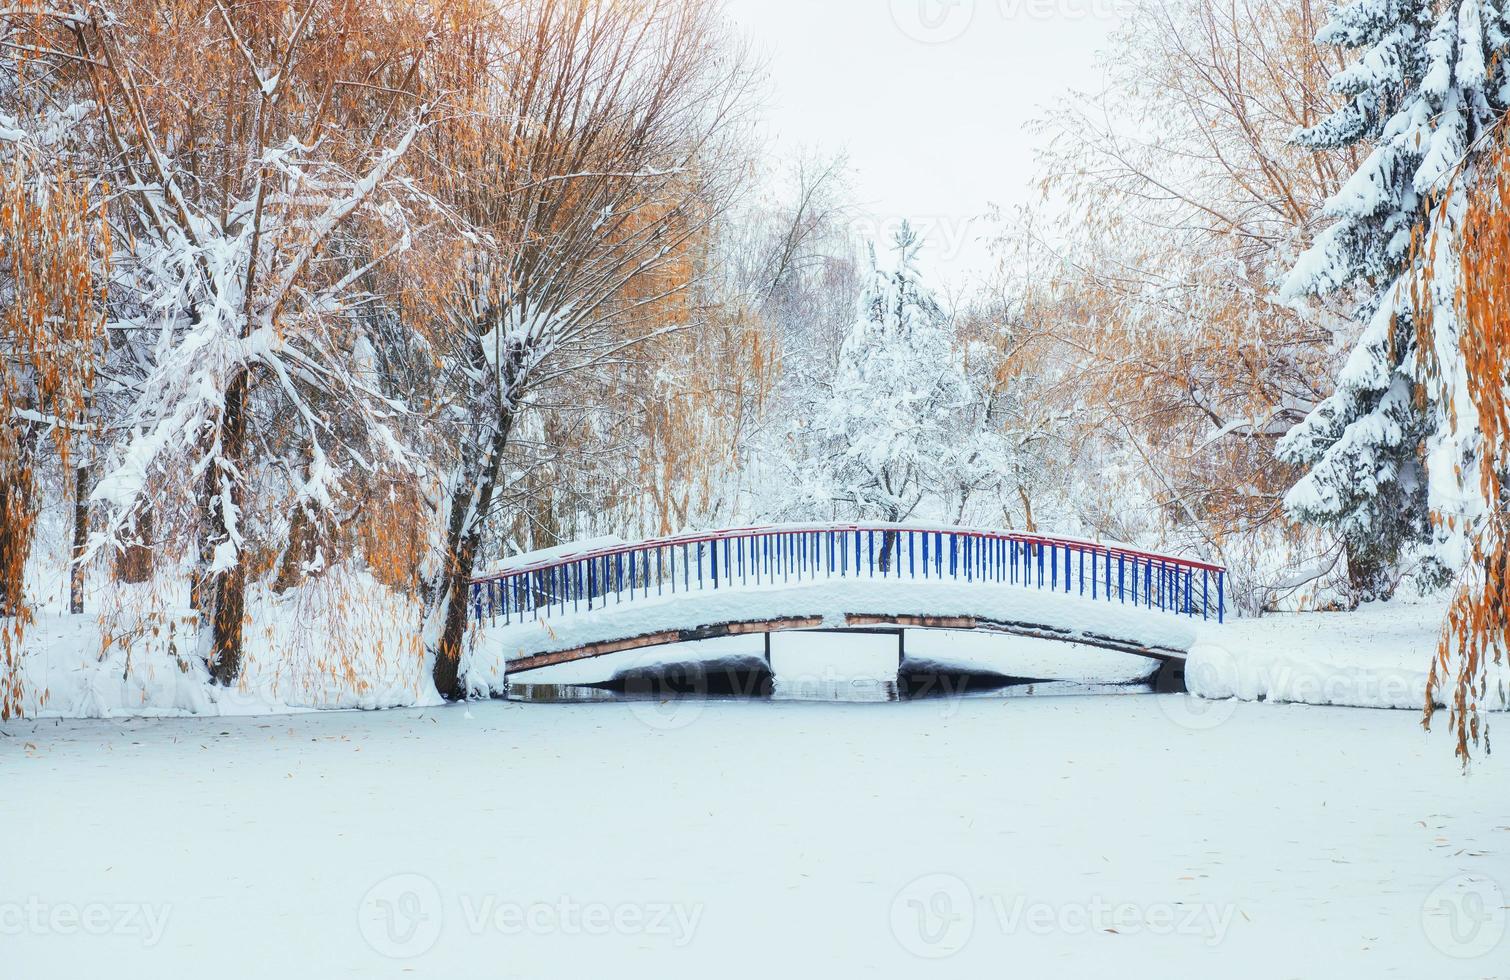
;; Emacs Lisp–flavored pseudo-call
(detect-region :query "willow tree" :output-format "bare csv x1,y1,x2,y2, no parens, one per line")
0,153,104,719
419,0,755,698
1029,0,1355,610
14,0,450,684
1424,139,1510,764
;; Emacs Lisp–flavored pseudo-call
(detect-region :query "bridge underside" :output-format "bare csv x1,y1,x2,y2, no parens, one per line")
504,613,1187,674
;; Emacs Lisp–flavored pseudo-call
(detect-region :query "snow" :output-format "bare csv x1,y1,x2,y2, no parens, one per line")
13,574,440,719
901,630,1161,684
4,694,1507,978
478,536,628,575
1189,594,1510,712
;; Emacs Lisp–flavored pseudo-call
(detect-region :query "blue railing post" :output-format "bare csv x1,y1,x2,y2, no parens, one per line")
472,527,1227,636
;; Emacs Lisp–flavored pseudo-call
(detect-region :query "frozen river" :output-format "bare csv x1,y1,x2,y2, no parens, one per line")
4,691,1506,978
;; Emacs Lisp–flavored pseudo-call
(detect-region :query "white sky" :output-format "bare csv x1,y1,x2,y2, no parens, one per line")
722,0,1126,289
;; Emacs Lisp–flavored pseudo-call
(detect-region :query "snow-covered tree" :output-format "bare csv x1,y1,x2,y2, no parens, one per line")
795,225,969,546
418,0,755,698
1,146,105,720
1278,0,1510,599
15,0,445,682
946,290,1079,533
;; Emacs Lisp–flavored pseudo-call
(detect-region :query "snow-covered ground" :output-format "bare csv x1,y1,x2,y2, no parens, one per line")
4,695,1506,978
12,574,440,719
1188,594,1510,711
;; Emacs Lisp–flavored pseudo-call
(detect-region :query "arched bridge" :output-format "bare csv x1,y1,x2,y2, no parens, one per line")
470,525,1226,675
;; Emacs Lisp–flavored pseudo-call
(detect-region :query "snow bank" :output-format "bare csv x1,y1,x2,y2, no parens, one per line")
12,572,440,719
1187,595,1510,711
17,604,218,718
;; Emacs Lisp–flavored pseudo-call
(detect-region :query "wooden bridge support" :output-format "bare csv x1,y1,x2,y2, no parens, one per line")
506,612,1188,677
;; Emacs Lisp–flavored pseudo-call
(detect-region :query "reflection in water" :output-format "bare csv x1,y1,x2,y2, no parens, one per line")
506,662,1157,705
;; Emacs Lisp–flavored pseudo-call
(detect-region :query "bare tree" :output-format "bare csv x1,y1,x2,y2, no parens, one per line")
1024,0,1359,610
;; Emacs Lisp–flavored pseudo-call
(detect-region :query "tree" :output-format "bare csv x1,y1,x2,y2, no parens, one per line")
1031,0,1355,612
949,278,1080,533
417,0,755,698
1424,137,1510,764
33,0,448,685
1278,0,1510,599
796,223,969,564
1,149,104,718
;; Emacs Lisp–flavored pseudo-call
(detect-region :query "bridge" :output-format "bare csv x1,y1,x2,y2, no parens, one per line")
469,524,1226,677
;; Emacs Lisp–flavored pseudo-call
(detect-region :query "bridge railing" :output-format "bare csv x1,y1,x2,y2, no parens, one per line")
469,524,1226,628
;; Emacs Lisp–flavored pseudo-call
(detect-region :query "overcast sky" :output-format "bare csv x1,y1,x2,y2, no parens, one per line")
722,0,1126,289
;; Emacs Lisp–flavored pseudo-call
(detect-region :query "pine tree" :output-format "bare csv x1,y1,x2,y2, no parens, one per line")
1278,0,1510,600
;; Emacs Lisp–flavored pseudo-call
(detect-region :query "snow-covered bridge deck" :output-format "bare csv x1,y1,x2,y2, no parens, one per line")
469,524,1225,675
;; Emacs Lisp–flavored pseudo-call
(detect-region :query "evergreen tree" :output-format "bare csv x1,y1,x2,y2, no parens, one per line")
1278,0,1510,599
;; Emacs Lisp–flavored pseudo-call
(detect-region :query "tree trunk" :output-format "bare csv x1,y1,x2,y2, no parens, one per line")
190,459,216,615
271,503,318,596
1017,486,1037,533
430,480,479,700
0,478,29,619
879,529,899,573
209,369,248,686
0,427,38,620
70,460,91,613
114,501,155,585
429,407,517,700
1345,542,1395,606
